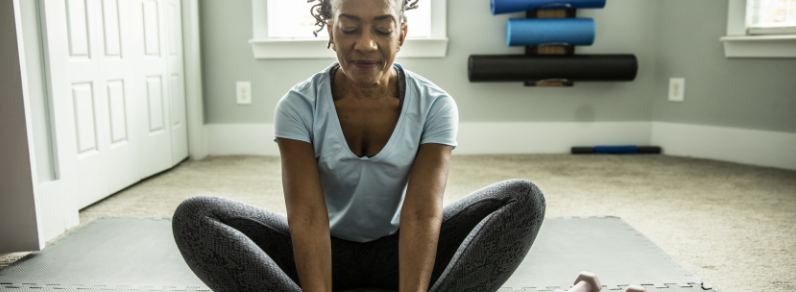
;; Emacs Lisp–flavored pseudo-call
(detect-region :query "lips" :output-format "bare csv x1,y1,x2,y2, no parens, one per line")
353,60,379,69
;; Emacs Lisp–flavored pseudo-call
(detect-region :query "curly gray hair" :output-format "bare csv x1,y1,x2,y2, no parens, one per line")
308,0,419,37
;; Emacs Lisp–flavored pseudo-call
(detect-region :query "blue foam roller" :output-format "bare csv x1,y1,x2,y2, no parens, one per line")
492,0,606,15
506,18,595,46
594,145,639,154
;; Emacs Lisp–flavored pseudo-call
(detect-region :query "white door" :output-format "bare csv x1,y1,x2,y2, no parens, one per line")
41,0,187,210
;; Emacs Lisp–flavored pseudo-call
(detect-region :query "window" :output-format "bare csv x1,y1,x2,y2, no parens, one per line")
250,0,448,59
720,0,796,58
266,0,430,39
746,0,796,35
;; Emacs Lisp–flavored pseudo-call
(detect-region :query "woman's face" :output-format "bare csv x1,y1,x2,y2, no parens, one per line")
328,0,407,86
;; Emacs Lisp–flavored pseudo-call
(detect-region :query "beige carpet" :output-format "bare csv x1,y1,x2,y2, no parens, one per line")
2,154,795,292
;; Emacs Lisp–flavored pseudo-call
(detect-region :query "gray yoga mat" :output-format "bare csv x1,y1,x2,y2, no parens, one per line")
0,218,206,291
501,216,707,291
0,217,712,292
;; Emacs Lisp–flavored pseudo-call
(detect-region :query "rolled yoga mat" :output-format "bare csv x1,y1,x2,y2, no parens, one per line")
507,18,595,46
571,146,663,154
468,54,638,82
492,0,606,15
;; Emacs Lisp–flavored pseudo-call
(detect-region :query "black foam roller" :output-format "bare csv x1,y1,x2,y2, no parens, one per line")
571,147,594,154
638,146,662,154
468,54,638,82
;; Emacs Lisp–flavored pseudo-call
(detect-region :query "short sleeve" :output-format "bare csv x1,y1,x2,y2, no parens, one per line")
274,91,313,144
420,95,458,148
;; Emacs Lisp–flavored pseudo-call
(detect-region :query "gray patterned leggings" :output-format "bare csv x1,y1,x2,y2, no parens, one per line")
172,179,545,292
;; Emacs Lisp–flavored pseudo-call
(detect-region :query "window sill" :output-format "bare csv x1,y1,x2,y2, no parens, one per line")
719,35,796,58
248,37,449,59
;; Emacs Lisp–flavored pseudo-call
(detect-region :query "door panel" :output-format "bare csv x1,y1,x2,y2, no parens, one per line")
66,0,90,57
106,80,127,144
169,73,182,130
166,2,178,56
146,76,165,132
142,0,160,56
100,0,121,57
72,82,97,153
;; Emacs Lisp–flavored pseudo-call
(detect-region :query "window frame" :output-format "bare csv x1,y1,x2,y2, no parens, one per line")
249,0,448,59
720,0,796,58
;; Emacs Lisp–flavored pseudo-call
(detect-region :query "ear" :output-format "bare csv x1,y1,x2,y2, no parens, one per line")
326,20,334,45
399,23,408,47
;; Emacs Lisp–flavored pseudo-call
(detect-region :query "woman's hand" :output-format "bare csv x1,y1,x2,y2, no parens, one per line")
278,138,333,292
398,143,452,292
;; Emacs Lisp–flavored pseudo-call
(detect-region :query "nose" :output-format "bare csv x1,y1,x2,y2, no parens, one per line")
354,29,378,53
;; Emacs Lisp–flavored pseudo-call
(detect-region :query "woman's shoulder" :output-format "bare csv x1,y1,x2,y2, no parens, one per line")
401,67,457,110
276,63,336,113
282,64,335,102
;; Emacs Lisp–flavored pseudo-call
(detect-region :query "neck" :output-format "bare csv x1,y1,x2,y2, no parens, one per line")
335,66,397,100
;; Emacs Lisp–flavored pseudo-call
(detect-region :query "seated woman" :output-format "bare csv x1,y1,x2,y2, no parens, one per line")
171,0,546,291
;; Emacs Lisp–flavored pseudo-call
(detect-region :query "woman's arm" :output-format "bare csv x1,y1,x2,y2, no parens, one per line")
399,143,453,292
277,138,332,292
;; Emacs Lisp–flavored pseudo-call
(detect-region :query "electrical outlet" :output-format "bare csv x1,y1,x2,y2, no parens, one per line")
236,81,252,105
669,78,685,102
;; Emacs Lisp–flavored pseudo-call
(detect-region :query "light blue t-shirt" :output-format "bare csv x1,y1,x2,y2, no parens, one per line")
274,62,458,242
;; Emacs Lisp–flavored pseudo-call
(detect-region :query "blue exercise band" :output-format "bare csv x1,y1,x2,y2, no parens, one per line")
594,146,639,154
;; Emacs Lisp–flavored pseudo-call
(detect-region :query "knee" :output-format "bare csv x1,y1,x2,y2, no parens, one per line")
172,196,219,231
504,179,546,218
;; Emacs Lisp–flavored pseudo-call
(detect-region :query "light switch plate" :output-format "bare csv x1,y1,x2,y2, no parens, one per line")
669,78,685,102
236,81,252,105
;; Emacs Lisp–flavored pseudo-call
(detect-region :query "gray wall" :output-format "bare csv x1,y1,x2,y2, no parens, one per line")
199,0,796,133
651,0,796,133
200,0,659,124
0,0,42,252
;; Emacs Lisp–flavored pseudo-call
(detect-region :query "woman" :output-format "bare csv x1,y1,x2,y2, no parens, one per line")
172,0,546,291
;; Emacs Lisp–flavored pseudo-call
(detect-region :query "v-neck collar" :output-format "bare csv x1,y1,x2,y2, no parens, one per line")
325,62,409,161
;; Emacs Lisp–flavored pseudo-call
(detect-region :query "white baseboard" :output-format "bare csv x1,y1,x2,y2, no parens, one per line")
651,122,796,170
454,122,652,154
205,122,796,170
